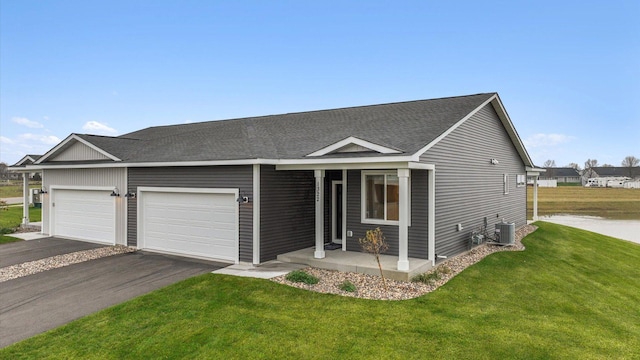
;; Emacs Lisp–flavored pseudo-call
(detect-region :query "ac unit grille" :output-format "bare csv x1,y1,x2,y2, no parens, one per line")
495,222,515,245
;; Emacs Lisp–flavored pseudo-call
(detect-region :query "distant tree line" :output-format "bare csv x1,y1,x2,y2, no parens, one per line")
542,155,639,179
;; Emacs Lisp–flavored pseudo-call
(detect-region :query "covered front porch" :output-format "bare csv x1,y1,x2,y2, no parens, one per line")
273,158,436,279
277,246,433,282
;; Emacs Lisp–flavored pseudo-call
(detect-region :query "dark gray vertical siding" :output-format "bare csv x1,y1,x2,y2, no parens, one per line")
346,169,400,254
344,169,430,259
127,166,253,262
420,104,527,257
408,169,429,258
259,165,315,261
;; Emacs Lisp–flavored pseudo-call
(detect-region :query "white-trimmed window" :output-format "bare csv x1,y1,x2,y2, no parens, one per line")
362,171,410,225
516,174,526,187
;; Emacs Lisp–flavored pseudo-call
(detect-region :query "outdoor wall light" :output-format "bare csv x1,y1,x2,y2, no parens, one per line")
110,187,120,197
490,158,499,165
124,191,136,198
237,192,249,203
39,187,48,194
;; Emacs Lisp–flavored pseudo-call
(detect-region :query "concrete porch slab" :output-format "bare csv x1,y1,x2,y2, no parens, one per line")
277,247,433,282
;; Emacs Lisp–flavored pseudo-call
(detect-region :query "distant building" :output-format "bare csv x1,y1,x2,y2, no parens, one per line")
584,167,640,182
540,167,581,184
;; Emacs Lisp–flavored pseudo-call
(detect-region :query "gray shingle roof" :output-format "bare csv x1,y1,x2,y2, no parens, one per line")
593,167,640,177
546,167,580,177
46,93,497,163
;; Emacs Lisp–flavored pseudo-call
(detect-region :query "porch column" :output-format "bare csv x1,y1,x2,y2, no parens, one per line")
314,169,325,259
22,173,29,225
428,168,436,266
397,169,410,271
533,175,539,221
252,164,261,265
342,169,347,251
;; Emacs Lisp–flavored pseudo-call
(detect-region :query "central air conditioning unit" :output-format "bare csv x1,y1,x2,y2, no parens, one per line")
495,222,515,245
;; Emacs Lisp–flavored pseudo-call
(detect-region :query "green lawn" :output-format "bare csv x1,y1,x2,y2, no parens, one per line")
0,206,41,244
528,186,640,220
0,182,41,198
2,222,639,359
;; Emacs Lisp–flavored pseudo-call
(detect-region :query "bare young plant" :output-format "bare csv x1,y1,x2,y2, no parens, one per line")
359,227,389,291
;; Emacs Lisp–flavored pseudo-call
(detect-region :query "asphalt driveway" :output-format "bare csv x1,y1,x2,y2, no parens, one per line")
0,238,226,348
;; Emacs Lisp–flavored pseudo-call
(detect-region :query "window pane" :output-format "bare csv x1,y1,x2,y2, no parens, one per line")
366,175,384,219
387,175,399,221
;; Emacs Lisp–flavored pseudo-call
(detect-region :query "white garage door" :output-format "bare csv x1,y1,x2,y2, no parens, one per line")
140,190,238,262
53,189,116,244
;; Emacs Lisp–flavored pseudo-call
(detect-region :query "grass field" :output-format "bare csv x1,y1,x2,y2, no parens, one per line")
2,222,639,359
0,206,42,244
527,186,640,220
0,182,42,198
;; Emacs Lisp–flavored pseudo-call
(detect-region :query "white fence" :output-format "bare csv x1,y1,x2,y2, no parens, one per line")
624,181,640,189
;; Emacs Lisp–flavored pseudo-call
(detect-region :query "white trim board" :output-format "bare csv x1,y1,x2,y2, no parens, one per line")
307,136,402,157
35,134,121,164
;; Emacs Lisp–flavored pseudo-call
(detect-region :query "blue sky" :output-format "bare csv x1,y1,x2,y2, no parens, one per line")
1,1,638,167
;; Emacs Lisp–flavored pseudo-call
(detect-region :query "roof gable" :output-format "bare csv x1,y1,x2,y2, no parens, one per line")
307,136,402,157
35,134,122,164
13,154,42,167
415,94,534,168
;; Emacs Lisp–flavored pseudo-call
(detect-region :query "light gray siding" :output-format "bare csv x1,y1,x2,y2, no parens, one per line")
420,104,527,257
259,165,315,262
50,141,110,161
42,168,127,245
345,169,429,259
127,166,253,262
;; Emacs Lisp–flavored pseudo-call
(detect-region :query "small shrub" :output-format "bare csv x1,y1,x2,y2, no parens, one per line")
412,265,453,284
0,200,8,211
0,227,15,235
412,272,441,284
359,227,389,291
438,265,452,275
338,280,356,293
285,270,319,285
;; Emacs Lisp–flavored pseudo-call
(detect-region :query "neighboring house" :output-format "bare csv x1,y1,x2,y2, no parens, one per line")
541,167,581,184
12,155,43,180
11,93,542,275
589,166,640,180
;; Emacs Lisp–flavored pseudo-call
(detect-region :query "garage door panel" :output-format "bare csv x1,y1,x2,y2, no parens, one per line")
141,191,238,262
53,189,115,244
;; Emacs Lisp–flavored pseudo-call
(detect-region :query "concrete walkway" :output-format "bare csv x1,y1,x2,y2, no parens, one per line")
213,261,306,279
539,215,640,245
0,197,23,205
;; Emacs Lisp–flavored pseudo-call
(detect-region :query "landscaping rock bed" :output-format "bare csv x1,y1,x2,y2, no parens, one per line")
272,224,537,300
0,245,136,283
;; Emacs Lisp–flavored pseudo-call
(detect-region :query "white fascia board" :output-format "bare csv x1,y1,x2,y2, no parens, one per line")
307,136,402,157
414,95,496,158
279,154,417,166
526,167,546,175
7,167,31,172
23,156,422,171
14,155,36,166
408,162,435,170
276,161,418,171
35,134,121,164
490,96,534,168
24,158,277,170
